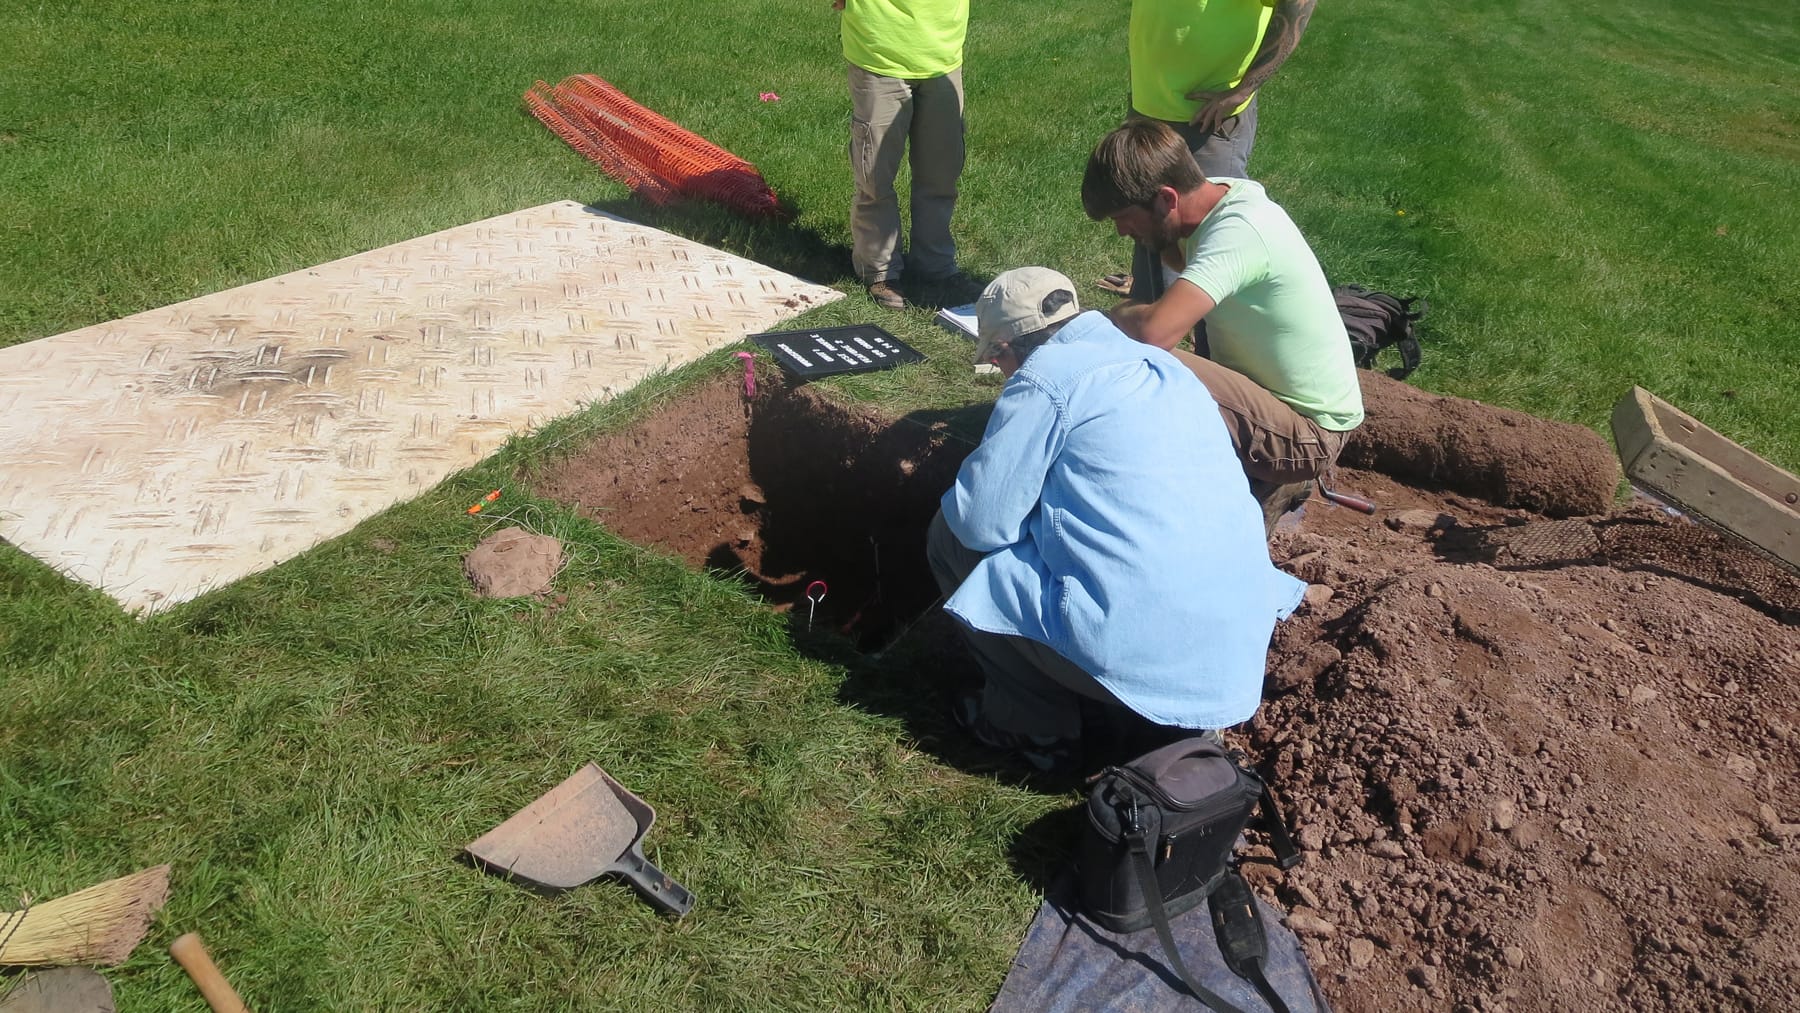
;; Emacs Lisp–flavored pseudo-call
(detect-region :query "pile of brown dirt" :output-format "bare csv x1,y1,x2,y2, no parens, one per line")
1254,470,1800,1012
1344,371,1621,516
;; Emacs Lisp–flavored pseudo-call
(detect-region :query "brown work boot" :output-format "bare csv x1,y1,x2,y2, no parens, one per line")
1254,480,1314,537
867,280,906,310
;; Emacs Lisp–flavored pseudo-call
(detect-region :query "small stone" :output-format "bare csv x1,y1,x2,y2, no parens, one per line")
1724,754,1756,779
1407,964,1437,990
1386,509,1448,534
1369,840,1408,860
1349,938,1376,969
1759,804,1780,828
1304,584,1336,609
1287,911,1337,939
1492,798,1518,832
1426,582,1445,599
1274,642,1342,693
1589,968,1609,988
1628,684,1659,706
1298,825,1327,852
1583,847,1607,867
1502,946,1526,969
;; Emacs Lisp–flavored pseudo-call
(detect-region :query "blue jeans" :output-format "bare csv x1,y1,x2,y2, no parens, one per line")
926,510,1116,740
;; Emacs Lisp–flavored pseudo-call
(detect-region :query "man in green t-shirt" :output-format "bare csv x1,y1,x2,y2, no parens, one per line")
1082,119,1362,532
1119,0,1317,304
836,0,972,310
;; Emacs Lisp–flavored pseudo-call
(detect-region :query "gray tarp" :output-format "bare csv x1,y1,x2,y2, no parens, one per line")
991,875,1334,1013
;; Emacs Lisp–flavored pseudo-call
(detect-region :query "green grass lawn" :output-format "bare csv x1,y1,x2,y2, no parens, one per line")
3,0,1798,1008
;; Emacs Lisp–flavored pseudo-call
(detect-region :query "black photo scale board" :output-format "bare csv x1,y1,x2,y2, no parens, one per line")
749,324,924,379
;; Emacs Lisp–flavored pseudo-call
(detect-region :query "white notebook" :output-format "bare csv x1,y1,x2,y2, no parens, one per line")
934,303,978,340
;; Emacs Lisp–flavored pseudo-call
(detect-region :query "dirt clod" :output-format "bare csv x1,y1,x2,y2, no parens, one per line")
463,526,563,598
1288,910,1338,938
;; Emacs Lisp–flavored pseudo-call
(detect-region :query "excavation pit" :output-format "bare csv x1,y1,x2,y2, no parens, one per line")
532,374,976,651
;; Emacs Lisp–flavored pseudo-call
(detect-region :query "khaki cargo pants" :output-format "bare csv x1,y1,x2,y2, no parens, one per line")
848,63,964,284
1170,348,1354,531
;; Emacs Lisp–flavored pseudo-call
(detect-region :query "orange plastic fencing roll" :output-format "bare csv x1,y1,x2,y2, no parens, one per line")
524,75,784,220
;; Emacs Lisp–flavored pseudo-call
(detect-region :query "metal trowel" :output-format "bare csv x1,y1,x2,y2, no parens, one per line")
464,763,694,918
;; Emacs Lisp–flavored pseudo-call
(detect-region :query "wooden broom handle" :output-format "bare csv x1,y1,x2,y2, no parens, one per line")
170,932,251,1013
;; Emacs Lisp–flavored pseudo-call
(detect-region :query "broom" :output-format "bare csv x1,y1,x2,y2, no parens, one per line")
0,864,171,966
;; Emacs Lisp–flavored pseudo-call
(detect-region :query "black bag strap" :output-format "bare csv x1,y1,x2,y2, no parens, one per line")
1126,821,1249,1013
1210,868,1293,1013
1258,780,1303,871
1390,300,1423,376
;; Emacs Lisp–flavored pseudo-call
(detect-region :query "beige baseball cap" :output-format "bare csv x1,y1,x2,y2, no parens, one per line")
973,267,1081,363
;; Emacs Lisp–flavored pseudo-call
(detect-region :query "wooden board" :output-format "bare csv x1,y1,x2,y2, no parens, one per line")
1611,386,1800,573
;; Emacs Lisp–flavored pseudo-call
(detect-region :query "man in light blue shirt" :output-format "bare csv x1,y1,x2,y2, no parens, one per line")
927,267,1305,775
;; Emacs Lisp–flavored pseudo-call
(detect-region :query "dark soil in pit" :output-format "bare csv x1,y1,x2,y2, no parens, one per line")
531,375,973,649
532,376,1800,1013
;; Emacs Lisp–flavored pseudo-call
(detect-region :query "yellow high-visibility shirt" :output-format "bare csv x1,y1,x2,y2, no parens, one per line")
1130,0,1273,122
842,0,969,80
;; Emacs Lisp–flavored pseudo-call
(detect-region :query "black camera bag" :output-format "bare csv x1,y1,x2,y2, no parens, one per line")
1081,737,1303,1013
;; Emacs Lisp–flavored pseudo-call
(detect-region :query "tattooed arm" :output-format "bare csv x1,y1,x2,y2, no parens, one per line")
1188,0,1317,135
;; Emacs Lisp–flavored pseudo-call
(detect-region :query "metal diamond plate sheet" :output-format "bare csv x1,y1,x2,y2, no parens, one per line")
0,201,842,613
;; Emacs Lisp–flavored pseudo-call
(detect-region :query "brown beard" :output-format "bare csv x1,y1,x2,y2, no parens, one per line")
1146,215,1181,254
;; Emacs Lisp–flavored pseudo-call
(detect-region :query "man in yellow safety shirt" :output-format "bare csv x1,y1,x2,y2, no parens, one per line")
1117,0,1317,304
835,0,974,311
